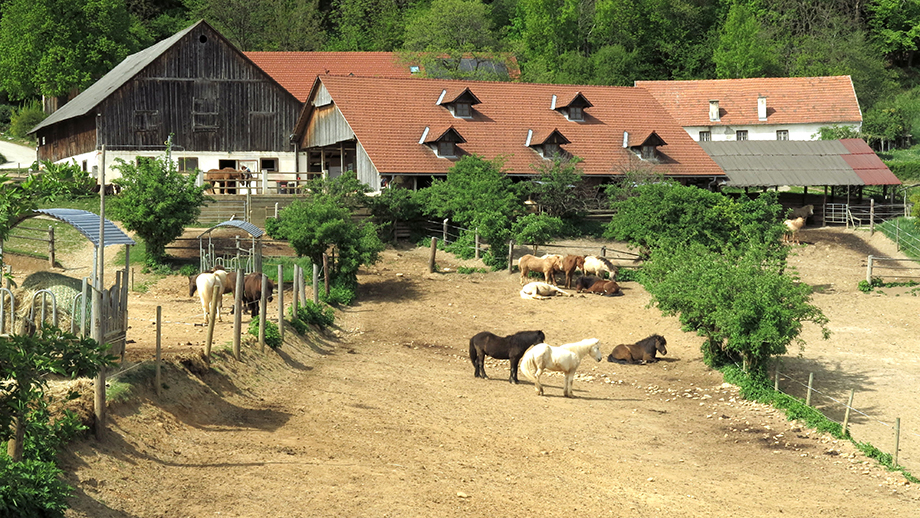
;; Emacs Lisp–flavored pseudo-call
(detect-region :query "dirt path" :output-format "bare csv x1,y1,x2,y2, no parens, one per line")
4,227,918,516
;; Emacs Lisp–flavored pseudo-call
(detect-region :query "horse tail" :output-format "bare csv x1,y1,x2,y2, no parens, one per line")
519,344,547,381
469,337,479,367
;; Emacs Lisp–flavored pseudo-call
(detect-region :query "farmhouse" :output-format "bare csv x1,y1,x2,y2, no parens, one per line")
292,75,725,190
30,20,304,177
636,76,862,142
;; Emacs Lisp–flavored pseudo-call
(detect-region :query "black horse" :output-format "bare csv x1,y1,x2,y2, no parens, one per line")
607,334,667,364
469,330,546,383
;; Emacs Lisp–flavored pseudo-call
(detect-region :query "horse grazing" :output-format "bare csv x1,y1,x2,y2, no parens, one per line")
194,272,224,323
607,334,667,364
519,338,603,397
575,276,622,296
583,255,618,280
518,254,562,285
520,282,573,299
783,217,806,245
469,330,546,383
560,255,585,288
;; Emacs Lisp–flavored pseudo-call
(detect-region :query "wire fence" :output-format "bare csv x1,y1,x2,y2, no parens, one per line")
773,362,917,475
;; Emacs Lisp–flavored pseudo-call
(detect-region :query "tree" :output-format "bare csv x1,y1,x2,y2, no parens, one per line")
713,3,778,78
108,149,209,264
189,0,325,51
324,0,404,51
525,155,587,219
868,0,920,68
512,213,564,253
0,0,139,100
403,0,498,52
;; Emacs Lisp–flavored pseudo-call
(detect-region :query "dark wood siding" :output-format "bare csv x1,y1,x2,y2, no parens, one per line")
36,115,95,162
55,23,302,158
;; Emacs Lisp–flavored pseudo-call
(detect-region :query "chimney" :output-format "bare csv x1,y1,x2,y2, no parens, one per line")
709,100,720,122
622,131,629,148
758,96,767,121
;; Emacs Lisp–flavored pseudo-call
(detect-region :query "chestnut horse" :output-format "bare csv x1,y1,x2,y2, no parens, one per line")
518,254,562,285
469,330,546,383
607,334,667,364
575,276,622,296
561,255,585,288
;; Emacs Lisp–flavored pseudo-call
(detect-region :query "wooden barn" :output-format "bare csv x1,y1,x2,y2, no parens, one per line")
30,20,303,178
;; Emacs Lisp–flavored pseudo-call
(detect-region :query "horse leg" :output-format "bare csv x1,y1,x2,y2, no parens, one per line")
564,372,575,397
509,353,520,384
534,369,544,395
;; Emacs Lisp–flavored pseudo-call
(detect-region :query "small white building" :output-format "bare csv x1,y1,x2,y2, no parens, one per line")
636,76,862,142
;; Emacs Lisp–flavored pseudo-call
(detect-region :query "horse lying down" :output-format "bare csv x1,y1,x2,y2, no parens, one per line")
520,281,573,299
575,276,623,296
469,330,546,383
607,334,667,364
519,338,603,397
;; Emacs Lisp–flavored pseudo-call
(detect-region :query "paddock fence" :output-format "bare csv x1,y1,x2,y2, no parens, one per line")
772,362,917,476
2,224,57,267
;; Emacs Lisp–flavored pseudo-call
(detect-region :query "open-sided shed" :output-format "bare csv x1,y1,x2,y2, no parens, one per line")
197,220,264,274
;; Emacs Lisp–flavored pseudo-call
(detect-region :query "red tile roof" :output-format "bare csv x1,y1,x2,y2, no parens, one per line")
304,75,724,179
839,138,900,186
635,76,862,127
246,52,416,101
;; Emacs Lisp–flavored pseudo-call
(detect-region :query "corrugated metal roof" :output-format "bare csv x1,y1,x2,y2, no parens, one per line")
30,21,204,133
698,140,900,187
197,220,264,238
33,209,135,247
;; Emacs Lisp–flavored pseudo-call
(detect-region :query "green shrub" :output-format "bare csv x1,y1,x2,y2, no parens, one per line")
0,152,6,164
0,455,71,517
288,300,335,334
247,318,281,349
178,264,198,277
9,101,46,139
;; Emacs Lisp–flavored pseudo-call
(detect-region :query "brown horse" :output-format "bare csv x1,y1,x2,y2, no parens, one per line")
607,334,667,364
561,255,585,288
518,254,562,285
575,276,622,296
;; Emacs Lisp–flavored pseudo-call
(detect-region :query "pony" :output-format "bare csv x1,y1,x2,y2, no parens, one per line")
575,276,622,296
194,272,224,323
607,334,667,364
560,255,585,288
583,255,618,280
469,330,546,383
189,268,275,317
518,254,562,285
518,338,603,397
783,217,806,245
520,281,572,299
788,204,814,221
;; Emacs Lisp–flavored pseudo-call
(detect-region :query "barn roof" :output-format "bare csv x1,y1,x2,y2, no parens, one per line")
698,139,900,187
636,76,862,128
297,75,724,179
32,209,135,247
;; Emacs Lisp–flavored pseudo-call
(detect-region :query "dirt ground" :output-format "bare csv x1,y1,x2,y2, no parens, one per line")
3,225,919,517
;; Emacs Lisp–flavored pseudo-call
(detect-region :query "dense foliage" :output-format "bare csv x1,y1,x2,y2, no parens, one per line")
108,149,209,264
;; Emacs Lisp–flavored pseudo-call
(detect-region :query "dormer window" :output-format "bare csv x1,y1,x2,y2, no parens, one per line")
420,126,466,159
628,131,667,161
552,92,592,122
437,88,481,119
526,128,570,159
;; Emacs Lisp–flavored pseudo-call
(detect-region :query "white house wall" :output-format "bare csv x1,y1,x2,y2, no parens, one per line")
55,149,296,181
685,122,862,142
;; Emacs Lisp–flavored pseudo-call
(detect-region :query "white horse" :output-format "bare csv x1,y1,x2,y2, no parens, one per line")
195,272,224,323
583,256,618,280
520,281,573,300
519,338,603,397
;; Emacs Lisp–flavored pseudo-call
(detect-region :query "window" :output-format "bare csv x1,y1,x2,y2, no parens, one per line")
438,141,456,157
699,131,711,142
543,143,560,157
260,158,278,171
641,145,655,159
193,97,219,131
568,106,583,121
133,110,160,131
736,130,748,141
177,157,199,172
777,130,789,141
454,102,471,118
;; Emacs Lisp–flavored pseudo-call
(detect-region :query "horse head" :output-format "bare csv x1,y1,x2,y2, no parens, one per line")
655,335,668,356
590,341,603,362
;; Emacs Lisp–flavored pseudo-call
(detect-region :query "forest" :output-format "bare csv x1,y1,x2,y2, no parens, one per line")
1,0,920,148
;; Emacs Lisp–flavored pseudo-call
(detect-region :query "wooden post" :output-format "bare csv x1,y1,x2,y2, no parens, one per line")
277,264,284,345
442,218,449,244
47,225,55,268
869,198,875,236
204,283,220,366
94,144,106,441
893,418,901,468
323,254,329,297
842,389,854,435
292,265,300,316
774,365,780,391
429,237,437,273
867,255,874,284
313,263,319,304
156,306,162,398
259,274,267,353
896,218,901,251
508,240,514,273
601,246,606,257
805,372,814,406
474,229,480,260
233,268,243,361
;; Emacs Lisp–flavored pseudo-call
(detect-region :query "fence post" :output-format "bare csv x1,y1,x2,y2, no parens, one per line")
842,389,854,435
313,263,319,304
277,264,284,345
259,274,268,353
474,229,480,261
47,225,55,268
805,372,814,406
601,246,606,257
894,417,901,468
443,218,449,244
233,268,243,361
869,198,875,235
156,306,162,398
508,240,514,273
774,364,780,391
429,238,437,273
896,218,900,252
867,255,874,284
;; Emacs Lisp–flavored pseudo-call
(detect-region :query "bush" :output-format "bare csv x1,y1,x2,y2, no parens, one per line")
247,318,281,349
8,101,46,139
0,455,71,517
288,300,335,334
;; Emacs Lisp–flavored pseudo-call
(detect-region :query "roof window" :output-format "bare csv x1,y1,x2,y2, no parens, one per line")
420,126,466,158
552,92,592,122
437,88,481,119
526,128,571,159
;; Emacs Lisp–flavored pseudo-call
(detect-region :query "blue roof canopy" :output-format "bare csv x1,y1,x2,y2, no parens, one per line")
32,209,135,247
197,220,265,238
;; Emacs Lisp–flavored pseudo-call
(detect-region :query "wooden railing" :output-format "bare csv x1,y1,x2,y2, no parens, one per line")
199,171,323,195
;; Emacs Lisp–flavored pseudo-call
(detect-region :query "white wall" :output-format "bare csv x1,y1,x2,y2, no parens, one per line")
684,122,861,142
55,150,297,181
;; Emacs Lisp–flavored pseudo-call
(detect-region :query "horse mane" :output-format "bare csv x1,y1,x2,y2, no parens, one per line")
636,334,665,348
560,338,599,354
